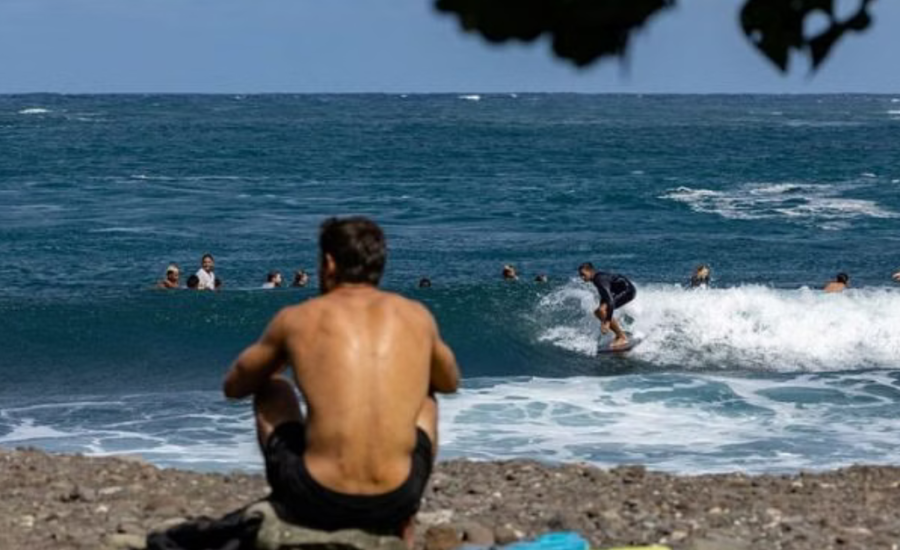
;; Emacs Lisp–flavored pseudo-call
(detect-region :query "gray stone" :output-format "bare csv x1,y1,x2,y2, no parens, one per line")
424,524,461,550
248,502,407,550
417,509,455,526
100,486,125,497
460,521,494,546
104,533,147,550
494,525,524,545
688,533,752,550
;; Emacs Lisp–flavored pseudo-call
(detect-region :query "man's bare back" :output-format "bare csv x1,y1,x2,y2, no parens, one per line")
222,217,458,539
283,286,448,493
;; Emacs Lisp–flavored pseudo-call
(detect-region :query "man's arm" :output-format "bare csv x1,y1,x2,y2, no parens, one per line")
223,310,289,399
431,336,460,394
591,273,615,322
425,309,459,394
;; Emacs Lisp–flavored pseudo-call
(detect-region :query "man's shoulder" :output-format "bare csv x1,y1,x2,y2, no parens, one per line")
372,290,431,315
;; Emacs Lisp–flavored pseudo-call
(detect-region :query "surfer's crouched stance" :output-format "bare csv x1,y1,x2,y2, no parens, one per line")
224,217,460,546
578,262,637,349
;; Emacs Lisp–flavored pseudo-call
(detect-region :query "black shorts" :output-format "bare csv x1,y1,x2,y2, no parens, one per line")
263,422,433,536
598,280,636,311
612,282,636,308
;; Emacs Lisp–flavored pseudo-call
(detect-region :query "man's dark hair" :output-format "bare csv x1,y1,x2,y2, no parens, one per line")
319,217,386,285
267,271,280,283
578,262,594,272
186,274,200,289
202,253,214,262
837,272,850,284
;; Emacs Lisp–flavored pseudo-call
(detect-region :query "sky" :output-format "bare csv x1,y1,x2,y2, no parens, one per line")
0,0,897,94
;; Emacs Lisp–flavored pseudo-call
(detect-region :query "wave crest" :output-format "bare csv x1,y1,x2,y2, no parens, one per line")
536,283,900,372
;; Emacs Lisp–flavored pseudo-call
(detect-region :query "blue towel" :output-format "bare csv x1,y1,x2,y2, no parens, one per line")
502,532,590,550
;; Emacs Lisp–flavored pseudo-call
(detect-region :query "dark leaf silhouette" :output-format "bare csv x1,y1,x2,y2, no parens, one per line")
435,0,877,72
741,0,875,71
434,0,674,68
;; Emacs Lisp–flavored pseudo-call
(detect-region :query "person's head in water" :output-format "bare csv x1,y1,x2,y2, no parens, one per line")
186,274,200,289
691,264,711,288
266,271,283,288
894,270,900,283
534,274,548,283
319,217,386,293
578,262,596,282
824,272,850,293
201,253,215,273
160,264,180,288
292,270,310,287
418,277,432,288
502,265,518,281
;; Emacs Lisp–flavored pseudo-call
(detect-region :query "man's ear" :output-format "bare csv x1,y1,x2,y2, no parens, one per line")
323,253,337,275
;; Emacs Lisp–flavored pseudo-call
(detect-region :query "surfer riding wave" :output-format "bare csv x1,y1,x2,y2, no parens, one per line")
578,262,637,350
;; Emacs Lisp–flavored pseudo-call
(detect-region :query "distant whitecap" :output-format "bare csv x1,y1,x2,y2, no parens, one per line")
660,182,896,225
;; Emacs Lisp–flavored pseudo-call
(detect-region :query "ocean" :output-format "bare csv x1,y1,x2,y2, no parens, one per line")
1,94,899,474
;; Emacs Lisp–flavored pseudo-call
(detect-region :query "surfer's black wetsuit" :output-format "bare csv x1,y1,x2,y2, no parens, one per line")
591,272,636,320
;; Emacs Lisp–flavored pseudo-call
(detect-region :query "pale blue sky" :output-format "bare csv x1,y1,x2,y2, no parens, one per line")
0,0,897,93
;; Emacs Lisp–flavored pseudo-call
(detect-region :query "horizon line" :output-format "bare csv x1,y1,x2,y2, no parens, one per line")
2,91,899,97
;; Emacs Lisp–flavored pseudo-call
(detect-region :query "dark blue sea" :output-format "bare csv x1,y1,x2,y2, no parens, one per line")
2,94,899,474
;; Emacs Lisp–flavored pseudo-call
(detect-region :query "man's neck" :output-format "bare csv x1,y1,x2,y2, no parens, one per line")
328,282,376,294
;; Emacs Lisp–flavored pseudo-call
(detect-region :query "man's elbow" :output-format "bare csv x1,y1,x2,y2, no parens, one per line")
223,370,249,400
432,368,461,394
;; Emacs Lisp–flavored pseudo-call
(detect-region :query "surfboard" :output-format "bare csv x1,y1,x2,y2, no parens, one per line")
597,336,642,354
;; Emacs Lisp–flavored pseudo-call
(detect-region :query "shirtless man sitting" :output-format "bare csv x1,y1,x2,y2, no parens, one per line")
223,217,459,544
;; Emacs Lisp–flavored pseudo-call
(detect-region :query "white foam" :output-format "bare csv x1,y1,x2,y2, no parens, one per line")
5,373,900,475
660,182,896,225
0,418,73,443
888,110,900,115
0,395,265,471
536,282,900,372
459,95,481,102
18,108,50,115
90,226,155,234
439,371,900,473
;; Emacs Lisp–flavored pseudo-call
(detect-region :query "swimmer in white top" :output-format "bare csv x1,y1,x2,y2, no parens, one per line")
195,254,216,290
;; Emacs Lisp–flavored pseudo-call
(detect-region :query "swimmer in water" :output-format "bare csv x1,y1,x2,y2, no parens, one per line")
157,264,180,289
824,272,850,293
502,265,518,281
262,271,283,289
690,264,711,289
292,270,310,288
